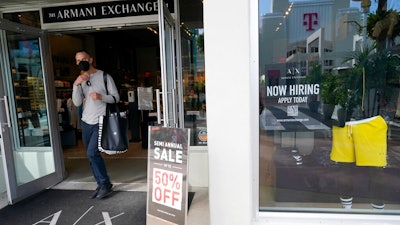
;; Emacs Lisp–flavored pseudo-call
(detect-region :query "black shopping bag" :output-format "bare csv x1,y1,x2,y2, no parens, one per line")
98,110,129,155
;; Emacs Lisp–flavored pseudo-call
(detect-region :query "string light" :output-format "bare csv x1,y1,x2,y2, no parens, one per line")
275,2,293,32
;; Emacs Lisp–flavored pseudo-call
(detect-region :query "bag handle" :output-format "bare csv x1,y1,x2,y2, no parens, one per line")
103,72,120,117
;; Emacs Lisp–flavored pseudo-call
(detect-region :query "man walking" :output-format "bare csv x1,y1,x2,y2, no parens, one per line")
72,50,119,199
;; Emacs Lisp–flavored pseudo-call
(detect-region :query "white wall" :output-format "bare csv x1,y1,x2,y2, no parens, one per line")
188,149,209,187
204,0,255,224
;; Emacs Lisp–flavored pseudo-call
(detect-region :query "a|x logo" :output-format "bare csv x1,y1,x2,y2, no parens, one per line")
32,206,125,225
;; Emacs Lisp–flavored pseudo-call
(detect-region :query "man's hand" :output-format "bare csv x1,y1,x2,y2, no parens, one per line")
73,74,89,86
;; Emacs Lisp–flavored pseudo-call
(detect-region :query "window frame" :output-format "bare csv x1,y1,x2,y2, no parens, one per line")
252,0,400,224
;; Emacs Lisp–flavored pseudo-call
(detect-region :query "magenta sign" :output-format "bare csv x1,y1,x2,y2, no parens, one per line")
303,13,318,31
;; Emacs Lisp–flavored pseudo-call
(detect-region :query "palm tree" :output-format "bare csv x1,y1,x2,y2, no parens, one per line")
366,0,400,49
342,44,400,118
377,0,387,12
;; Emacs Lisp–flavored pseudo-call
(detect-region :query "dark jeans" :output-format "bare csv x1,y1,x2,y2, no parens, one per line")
81,121,110,186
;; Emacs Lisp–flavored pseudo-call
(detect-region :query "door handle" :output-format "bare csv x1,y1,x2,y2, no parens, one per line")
171,88,177,128
0,96,11,128
156,89,162,125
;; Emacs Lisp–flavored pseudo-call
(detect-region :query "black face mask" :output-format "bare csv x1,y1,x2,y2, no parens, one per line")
78,61,90,71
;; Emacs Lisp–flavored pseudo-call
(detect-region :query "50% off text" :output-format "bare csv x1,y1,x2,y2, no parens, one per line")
152,168,183,210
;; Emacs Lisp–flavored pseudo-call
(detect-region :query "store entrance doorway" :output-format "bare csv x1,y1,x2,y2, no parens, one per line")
50,26,162,190
0,0,203,207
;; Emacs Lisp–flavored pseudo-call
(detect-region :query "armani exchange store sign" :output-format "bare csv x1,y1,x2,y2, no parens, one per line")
42,0,174,24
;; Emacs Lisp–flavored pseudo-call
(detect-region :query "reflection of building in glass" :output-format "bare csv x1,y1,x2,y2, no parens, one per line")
260,0,373,83
260,12,287,88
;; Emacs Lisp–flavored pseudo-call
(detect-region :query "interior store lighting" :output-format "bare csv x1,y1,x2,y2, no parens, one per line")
147,26,158,35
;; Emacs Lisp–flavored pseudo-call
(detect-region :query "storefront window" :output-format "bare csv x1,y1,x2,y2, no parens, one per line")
183,29,206,146
259,0,400,213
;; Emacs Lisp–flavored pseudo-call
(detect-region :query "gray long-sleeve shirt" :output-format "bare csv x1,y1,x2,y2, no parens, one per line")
72,70,120,125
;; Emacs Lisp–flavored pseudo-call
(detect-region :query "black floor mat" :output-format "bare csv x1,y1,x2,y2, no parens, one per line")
0,189,195,225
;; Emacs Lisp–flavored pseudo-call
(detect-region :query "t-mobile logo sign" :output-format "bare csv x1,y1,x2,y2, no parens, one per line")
303,13,318,31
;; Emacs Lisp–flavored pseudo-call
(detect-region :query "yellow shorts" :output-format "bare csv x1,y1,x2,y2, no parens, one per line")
330,116,387,167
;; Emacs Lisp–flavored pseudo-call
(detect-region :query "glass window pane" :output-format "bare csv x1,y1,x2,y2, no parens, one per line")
7,32,50,147
183,29,207,146
259,0,400,213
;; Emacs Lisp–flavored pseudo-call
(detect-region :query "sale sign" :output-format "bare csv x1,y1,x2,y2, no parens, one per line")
152,168,183,210
146,126,190,225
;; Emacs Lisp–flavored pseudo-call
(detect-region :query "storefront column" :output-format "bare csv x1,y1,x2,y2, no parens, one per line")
204,0,254,224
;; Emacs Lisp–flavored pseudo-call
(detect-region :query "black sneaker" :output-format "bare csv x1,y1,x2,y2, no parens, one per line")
90,185,101,199
97,183,113,199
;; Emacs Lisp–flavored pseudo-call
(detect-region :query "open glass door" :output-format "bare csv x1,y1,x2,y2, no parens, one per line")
158,0,184,128
0,18,64,204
